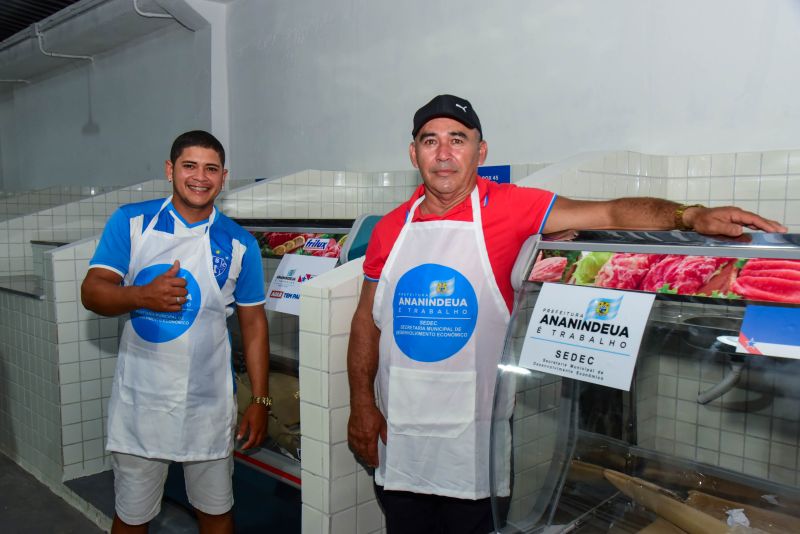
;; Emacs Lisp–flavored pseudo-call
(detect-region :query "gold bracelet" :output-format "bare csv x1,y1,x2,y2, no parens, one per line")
250,395,272,409
674,203,704,231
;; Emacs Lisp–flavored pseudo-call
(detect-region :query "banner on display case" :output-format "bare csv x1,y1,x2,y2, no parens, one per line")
266,254,338,315
518,283,655,391
528,251,800,305
528,250,800,359
736,305,800,359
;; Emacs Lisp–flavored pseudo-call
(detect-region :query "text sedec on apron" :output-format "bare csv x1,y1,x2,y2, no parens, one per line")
106,198,235,461
373,187,512,499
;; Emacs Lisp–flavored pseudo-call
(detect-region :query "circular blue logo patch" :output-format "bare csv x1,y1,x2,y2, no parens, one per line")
131,264,202,343
212,251,228,278
393,264,478,362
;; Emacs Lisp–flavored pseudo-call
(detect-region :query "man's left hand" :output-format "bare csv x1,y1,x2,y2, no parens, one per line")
686,206,787,236
236,403,269,450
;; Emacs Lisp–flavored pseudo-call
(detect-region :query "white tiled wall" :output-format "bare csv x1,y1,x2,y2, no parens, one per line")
0,180,171,278
0,288,61,483
219,169,421,219
0,235,120,485
0,185,118,223
636,303,800,487
219,165,546,219
299,259,385,534
0,180,169,484
50,237,120,480
521,149,800,233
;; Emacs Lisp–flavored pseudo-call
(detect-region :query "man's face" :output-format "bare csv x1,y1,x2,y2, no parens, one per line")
165,146,227,222
410,117,487,200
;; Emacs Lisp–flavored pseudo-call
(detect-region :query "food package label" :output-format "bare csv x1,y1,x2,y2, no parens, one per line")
266,254,338,315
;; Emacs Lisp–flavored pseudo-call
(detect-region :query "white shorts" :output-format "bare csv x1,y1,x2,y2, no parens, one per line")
111,452,234,525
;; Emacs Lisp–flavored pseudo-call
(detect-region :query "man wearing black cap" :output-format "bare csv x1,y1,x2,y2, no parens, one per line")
347,94,785,533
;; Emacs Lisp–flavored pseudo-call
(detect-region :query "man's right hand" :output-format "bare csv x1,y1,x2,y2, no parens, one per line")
82,259,187,317
348,403,386,468
138,260,188,312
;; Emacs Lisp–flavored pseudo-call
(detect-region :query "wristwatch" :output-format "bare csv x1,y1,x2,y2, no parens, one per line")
674,203,705,231
250,395,273,409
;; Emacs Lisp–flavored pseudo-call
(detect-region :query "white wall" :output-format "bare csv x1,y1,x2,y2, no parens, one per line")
0,90,16,190
4,0,800,190
0,24,210,191
227,0,800,180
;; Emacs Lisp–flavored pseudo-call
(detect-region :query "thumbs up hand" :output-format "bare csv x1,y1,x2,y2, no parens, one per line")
140,260,188,312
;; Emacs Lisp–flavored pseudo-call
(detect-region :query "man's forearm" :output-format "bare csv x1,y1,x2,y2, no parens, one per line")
605,197,682,230
239,306,269,397
347,281,381,407
545,196,785,236
346,281,385,467
244,342,269,398
82,262,188,316
347,311,380,408
81,274,145,317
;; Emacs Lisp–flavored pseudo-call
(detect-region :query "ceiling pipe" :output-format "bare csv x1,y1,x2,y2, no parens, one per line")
0,0,108,54
36,0,112,32
34,23,93,63
133,0,173,20
0,79,30,84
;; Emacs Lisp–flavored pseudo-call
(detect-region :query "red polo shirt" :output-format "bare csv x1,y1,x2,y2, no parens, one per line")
364,178,556,311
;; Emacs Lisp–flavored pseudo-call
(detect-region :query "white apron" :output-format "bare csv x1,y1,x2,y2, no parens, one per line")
373,187,512,499
106,198,235,461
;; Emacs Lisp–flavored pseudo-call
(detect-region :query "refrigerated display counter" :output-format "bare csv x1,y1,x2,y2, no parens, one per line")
228,216,379,488
490,231,800,533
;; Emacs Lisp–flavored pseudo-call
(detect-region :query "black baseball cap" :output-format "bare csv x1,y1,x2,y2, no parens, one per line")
412,94,482,138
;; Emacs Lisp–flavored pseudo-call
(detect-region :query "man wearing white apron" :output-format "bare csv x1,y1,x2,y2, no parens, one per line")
347,95,786,533
82,131,270,534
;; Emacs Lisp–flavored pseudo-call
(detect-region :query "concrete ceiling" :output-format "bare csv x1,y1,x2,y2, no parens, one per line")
0,0,84,43
0,0,177,85
0,0,82,43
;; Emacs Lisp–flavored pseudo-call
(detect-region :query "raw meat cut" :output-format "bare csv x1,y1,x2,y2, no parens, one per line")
641,255,732,294
529,256,568,282
696,262,738,296
731,258,800,303
732,275,800,303
739,259,800,273
593,253,665,289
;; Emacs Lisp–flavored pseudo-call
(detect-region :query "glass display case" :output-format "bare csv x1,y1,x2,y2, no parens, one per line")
227,217,378,488
228,219,353,487
491,231,800,533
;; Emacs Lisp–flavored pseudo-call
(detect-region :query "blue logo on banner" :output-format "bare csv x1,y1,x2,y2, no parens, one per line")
393,264,478,362
584,296,622,321
131,264,202,343
478,164,511,184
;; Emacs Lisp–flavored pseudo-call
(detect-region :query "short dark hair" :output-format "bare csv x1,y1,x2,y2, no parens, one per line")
169,130,225,166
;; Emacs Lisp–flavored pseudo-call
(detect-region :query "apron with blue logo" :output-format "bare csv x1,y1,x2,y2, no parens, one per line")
373,187,511,499
106,198,235,461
